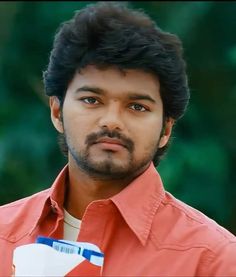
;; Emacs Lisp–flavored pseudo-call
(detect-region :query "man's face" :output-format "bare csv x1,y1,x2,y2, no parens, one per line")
51,65,173,180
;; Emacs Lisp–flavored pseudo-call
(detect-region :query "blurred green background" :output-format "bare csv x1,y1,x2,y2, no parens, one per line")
0,2,236,234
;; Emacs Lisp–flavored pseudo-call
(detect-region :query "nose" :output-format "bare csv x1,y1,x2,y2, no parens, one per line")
98,102,124,131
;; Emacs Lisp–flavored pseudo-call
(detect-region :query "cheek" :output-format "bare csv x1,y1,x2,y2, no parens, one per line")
63,102,89,131
133,123,162,152
63,113,89,144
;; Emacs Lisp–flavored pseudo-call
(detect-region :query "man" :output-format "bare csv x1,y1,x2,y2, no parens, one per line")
0,2,236,276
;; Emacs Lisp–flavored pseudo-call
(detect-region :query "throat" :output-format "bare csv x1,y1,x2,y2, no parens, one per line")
65,158,150,219
64,168,132,220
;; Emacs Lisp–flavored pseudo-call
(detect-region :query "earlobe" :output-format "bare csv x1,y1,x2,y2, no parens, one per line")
49,96,64,133
159,118,175,148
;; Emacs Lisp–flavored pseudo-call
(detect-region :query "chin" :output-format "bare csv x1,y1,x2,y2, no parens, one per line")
81,159,132,179
93,160,129,173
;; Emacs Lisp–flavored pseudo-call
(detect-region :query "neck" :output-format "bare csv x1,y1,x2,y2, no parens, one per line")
64,159,149,220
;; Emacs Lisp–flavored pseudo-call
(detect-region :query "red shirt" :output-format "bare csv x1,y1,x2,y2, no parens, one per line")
0,163,236,276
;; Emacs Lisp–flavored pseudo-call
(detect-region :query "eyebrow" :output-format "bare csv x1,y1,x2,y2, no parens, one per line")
75,86,104,95
128,93,156,103
75,86,157,103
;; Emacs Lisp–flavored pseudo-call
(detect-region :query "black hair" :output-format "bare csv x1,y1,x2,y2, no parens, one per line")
43,2,190,166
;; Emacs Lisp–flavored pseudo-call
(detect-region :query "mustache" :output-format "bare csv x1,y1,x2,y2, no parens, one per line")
85,130,134,152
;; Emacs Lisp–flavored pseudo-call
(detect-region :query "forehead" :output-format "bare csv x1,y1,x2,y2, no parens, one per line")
67,65,161,100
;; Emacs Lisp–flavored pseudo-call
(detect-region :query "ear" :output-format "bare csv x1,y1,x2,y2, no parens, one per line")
159,118,175,148
49,96,64,133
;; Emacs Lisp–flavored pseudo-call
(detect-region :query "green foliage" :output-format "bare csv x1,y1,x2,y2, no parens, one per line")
0,2,235,234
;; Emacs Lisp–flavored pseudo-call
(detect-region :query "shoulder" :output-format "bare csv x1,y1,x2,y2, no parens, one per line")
150,191,236,251
0,189,49,214
0,189,50,241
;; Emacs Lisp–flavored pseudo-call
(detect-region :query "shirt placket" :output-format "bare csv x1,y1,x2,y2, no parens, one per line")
77,201,113,252
47,201,64,239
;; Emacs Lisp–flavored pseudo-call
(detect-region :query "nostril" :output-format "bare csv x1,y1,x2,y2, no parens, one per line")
98,117,124,131
101,125,122,132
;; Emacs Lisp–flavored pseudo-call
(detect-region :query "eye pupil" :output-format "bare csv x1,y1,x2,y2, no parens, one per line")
85,97,97,104
134,104,143,110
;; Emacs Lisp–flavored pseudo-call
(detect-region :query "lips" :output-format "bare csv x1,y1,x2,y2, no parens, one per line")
86,131,134,152
93,137,127,151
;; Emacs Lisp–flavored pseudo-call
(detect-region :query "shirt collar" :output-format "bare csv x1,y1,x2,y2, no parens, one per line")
30,165,68,235
31,163,165,246
111,162,165,246
49,164,68,214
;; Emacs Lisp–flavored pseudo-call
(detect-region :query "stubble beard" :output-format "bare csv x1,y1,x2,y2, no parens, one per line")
59,107,164,179
69,145,134,180
65,134,159,181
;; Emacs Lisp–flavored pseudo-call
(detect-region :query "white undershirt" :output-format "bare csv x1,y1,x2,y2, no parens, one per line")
63,209,81,241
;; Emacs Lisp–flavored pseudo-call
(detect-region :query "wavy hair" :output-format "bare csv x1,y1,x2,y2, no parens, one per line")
43,2,190,166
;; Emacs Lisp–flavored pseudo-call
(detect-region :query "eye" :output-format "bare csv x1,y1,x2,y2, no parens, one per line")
80,97,99,105
129,103,148,112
